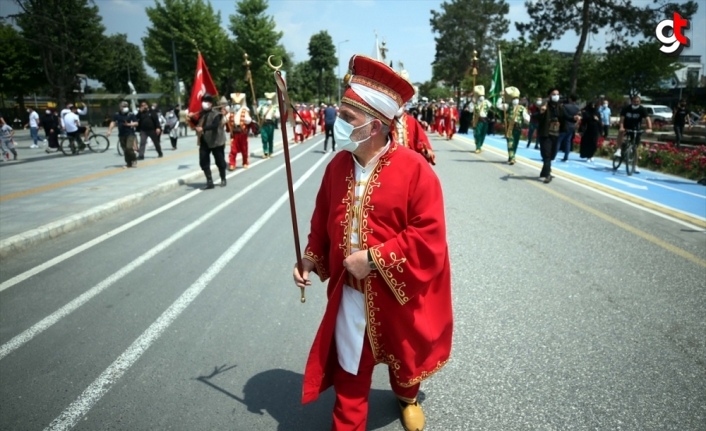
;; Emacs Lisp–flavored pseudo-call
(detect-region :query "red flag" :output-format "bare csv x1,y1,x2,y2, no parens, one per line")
188,52,218,123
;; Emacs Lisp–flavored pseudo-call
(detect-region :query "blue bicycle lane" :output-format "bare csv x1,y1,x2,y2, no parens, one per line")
452,133,706,227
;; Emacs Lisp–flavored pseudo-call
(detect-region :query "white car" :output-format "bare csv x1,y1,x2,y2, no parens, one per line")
642,105,673,125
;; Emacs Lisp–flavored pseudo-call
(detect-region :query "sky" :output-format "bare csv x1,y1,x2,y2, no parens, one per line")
2,0,705,86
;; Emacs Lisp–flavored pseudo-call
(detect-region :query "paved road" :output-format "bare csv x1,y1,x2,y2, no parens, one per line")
0,130,704,430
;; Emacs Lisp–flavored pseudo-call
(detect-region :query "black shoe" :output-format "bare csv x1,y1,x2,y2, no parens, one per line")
158,153,163,158
534,145,539,150
526,143,530,148
137,155,145,160
543,175,553,184
220,179,227,187
202,181,215,190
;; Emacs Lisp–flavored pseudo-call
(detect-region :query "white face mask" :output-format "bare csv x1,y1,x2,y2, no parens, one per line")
267,100,272,106
121,107,129,113
46,110,51,114
603,103,608,107
334,117,373,153
551,95,560,102
477,96,484,103
631,104,639,109
202,102,212,110
512,99,519,106
536,100,542,106
234,104,241,111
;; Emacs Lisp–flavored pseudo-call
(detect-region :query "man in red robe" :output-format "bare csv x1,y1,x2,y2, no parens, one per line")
445,98,459,140
293,54,453,431
294,103,305,143
395,109,436,165
434,99,445,135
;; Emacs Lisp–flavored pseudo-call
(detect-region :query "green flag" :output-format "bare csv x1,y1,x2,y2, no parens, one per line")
489,50,503,106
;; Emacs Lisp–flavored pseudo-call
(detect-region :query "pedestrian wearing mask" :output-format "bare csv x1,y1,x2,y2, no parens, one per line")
599,99,611,138
672,99,692,148
194,94,227,189
294,54,452,431
41,108,60,153
499,87,530,165
527,98,542,149
164,106,180,150
107,101,139,168
135,101,163,160
257,93,280,158
537,88,568,183
472,85,492,153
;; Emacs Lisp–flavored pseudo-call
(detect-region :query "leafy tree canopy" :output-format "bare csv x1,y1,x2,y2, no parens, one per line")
143,0,230,101
430,0,509,89
94,34,150,94
0,22,44,102
14,0,108,106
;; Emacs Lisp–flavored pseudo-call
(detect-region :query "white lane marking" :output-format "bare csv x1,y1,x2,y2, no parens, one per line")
0,143,320,361
605,177,649,190
0,137,319,293
631,177,706,199
44,150,330,431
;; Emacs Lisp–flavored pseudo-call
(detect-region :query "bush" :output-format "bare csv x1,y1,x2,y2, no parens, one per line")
592,137,706,180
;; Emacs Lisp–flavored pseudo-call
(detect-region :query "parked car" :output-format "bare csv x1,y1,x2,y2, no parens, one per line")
642,105,673,126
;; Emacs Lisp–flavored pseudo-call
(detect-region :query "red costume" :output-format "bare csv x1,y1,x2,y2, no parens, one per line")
302,141,452,401
395,112,434,164
299,55,452,431
445,104,459,139
225,101,251,170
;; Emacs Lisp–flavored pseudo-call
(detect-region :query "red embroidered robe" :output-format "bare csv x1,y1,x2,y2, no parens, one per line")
301,140,453,404
395,113,433,161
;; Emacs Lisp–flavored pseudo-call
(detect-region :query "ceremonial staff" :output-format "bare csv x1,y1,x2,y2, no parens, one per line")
267,55,306,303
243,53,260,124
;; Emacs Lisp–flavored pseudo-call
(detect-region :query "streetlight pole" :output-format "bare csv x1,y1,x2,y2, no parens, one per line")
172,39,181,107
337,39,349,105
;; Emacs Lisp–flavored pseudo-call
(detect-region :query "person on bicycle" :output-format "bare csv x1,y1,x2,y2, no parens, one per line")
616,95,652,174
63,105,86,154
107,101,139,168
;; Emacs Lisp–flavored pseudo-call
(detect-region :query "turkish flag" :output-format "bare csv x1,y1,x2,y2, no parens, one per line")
188,52,218,125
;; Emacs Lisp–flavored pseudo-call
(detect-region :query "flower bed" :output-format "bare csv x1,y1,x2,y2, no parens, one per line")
588,136,706,180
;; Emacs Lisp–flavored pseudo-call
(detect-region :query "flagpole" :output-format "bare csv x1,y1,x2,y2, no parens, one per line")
243,53,260,124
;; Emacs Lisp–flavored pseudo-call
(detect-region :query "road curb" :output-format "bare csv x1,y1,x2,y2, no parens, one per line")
0,168,210,259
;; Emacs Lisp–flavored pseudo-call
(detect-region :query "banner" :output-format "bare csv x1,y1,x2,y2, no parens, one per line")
188,52,218,122
489,50,503,107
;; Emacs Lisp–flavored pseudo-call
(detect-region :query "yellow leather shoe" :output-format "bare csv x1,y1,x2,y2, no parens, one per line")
474,149,481,154
399,400,425,431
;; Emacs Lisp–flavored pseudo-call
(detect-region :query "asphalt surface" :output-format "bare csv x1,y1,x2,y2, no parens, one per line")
0,128,704,430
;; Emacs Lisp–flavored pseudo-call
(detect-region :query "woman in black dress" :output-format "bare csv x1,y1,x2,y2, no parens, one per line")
458,102,472,134
579,99,601,162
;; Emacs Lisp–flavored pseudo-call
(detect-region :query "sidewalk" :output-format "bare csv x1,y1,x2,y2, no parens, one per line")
0,127,286,258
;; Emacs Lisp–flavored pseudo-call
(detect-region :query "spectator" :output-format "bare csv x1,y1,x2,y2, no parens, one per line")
41,108,60,153
135,101,163,160
164,106,180,150
24,107,41,148
107,101,139,168
537,87,568,183
578,99,601,162
558,94,580,161
323,102,337,152
526,98,542,149
599,99,611,138
672,99,692,148
62,104,85,154
178,106,188,137
0,116,18,161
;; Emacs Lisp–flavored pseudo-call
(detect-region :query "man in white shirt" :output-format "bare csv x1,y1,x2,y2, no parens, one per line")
60,102,89,140
24,107,41,148
63,105,85,154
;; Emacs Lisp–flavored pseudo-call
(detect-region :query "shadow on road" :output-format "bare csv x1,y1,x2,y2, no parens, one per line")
195,365,412,430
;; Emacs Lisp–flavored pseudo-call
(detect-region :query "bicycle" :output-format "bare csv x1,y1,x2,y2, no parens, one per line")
612,128,641,176
59,126,110,156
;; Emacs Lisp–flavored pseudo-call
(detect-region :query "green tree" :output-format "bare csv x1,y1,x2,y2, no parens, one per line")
307,31,337,103
497,39,565,100
286,61,317,103
94,34,150,94
229,0,289,100
599,42,681,97
143,0,230,102
13,0,108,106
517,0,699,96
0,23,44,109
430,0,509,92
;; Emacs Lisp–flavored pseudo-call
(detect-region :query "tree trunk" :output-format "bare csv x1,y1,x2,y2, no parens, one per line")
570,0,591,95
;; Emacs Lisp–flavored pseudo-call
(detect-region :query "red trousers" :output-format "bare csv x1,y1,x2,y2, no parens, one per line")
229,133,248,168
331,334,420,431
